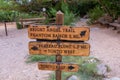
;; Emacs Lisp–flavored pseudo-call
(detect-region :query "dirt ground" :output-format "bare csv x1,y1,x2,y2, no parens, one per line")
0,22,51,80
89,26,120,77
0,21,120,80
76,19,120,77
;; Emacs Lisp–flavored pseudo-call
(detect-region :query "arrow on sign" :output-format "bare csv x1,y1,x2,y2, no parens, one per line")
80,30,86,37
68,66,75,70
31,46,38,51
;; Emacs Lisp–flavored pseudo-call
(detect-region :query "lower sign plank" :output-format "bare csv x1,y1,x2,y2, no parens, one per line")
38,62,79,72
29,41,90,56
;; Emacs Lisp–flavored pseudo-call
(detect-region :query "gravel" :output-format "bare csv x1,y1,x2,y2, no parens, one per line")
0,21,120,80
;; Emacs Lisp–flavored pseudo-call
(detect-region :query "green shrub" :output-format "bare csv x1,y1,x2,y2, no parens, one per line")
80,63,97,76
0,10,42,22
0,10,19,22
61,1,75,25
18,12,37,19
47,1,75,25
47,8,57,18
26,55,55,63
0,0,17,10
88,6,104,23
97,0,120,19
47,56,104,80
27,55,106,80
16,22,23,29
64,11,75,25
14,0,53,13
68,0,98,16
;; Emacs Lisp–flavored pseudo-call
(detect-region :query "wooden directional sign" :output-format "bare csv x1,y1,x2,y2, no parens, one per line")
29,41,90,56
38,62,79,72
28,11,91,80
28,25,90,41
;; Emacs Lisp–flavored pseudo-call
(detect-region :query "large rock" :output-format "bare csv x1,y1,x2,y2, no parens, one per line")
83,15,89,19
97,63,107,76
67,75,79,80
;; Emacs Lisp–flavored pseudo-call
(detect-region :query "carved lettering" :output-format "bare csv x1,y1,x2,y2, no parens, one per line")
62,28,75,32
29,42,90,56
47,28,61,32
30,33,51,38
30,27,45,32
38,62,79,72
28,26,90,41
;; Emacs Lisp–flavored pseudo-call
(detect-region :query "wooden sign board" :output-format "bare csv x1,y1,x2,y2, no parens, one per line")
29,41,90,56
28,25,90,41
38,62,79,72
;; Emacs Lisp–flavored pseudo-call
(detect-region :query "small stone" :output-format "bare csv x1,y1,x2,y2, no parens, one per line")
83,15,89,19
110,77,120,80
104,77,120,80
67,75,79,80
97,63,107,76
103,78,110,80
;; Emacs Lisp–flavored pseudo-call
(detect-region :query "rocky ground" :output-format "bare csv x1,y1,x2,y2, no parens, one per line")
0,21,120,80
0,22,51,80
76,19,120,78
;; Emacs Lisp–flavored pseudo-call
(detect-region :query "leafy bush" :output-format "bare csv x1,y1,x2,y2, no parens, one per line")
47,56,104,80
61,1,75,25
80,62,97,76
88,6,104,23
0,10,43,22
86,0,120,24
64,11,75,25
27,55,106,80
16,22,23,29
47,8,57,18
5,0,98,19
98,0,120,19
0,0,44,27
18,12,42,19
26,55,55,63
0,0,17,10
14,0,53,13
68,0,98,16
0,10,27,22
46,1,75,25
0,10,19,22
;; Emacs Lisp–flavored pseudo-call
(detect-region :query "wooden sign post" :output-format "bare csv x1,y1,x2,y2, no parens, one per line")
56,11,64,80
4,21,8,36
28,11,90,80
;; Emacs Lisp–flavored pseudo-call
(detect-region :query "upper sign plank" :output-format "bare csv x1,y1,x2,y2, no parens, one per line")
28,25,90,41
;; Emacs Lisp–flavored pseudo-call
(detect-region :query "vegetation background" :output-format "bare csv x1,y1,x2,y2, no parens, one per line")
0,0,119,24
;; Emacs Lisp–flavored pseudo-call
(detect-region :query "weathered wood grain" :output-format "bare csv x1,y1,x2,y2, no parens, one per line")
29,41,90,56
28,25,90,41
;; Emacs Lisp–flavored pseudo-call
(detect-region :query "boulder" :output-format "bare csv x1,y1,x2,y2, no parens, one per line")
67,75,79,80
97,63,107,76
